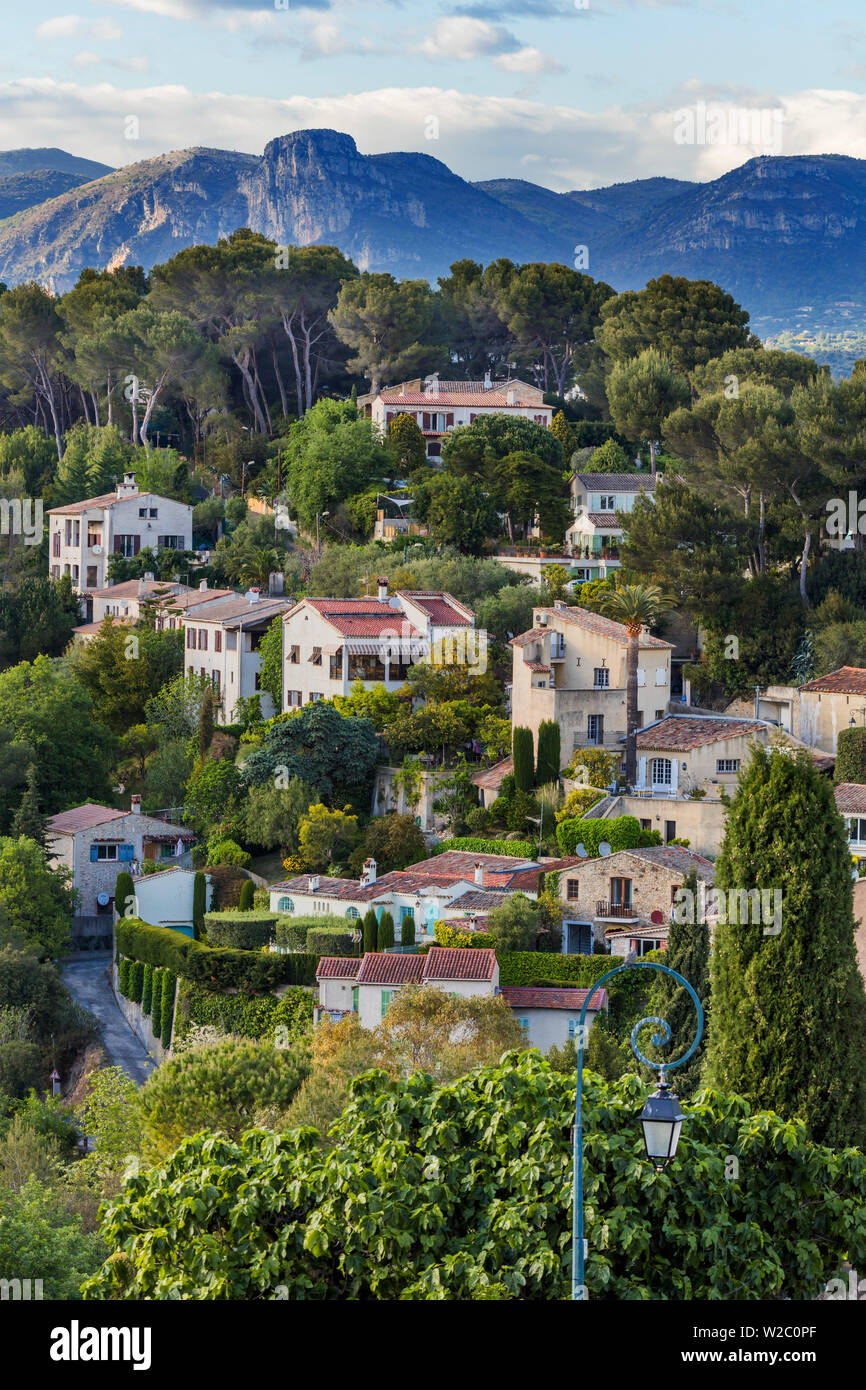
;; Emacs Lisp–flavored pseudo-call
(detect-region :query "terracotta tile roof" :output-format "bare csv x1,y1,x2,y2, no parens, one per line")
47,804,128,834
183,596,290,626
379,390,548,408
575,473,655,491
510,628,549,647
423,946,497,981
446,889,517,911
596,846,715,880
635,716,765,751
605,923,670,940
47,491,129,514
89,579,180,600
316,956,362,980
526,661,550,673
499,986,609,1011
276,869,465,903
835,783,866,815
356,952,425,985
159,587,235,611
278,874,362,899
471,756,514,791
799,667,866,695
396,591,474,625
296,598,422,639
584,513,623,529
72,619,129,636
515,606,672,651
406,851,538,877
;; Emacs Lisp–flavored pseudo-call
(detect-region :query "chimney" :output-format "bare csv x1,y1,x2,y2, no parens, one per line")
361,857,377,886
130,794,142,814
474,860,484,887
483,370,492,390
377,577,388,603
137,578,147,597
309,874,320,892
507,388,517,405
199,579,208,591
248,587,260,604
116,472,139,498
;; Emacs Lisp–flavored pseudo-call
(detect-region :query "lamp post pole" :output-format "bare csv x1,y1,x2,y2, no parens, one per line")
572,960,704,1301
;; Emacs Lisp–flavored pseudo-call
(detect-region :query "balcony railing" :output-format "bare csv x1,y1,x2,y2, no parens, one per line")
595,900,637,919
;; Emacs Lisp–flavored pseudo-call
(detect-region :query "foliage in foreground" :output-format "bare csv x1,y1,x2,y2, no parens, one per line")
82,1052,866,1301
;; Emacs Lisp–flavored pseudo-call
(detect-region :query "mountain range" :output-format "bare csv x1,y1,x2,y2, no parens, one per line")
1,130,865,342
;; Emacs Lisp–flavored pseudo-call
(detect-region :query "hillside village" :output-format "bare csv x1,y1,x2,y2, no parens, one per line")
3,225,866,1311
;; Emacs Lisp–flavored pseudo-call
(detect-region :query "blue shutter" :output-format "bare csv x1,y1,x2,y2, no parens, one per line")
118,843,134,862
90,844,99,862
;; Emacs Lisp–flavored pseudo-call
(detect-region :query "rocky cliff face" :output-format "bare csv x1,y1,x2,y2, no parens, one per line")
1,134,866,335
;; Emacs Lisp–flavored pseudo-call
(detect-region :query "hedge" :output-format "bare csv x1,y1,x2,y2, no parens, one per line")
160,970,176,1048
275,915,340,952
116,917,318,991
129,960,144,1006
434,922,495,949
151,969,163,1037
117,958,131,997
432,837,536,859
498,952,614,988
141,964,154,1017
306,927,356,958
203,912,278,950
835,726,866,784
556,814,646,858
175,980,314,1043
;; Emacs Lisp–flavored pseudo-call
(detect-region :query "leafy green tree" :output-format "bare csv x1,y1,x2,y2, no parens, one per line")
329,272,438,396
183,758,243,837
601,580,675,784
198,685,215,759
284,397,393,534
362,908,378,955
585,438,631,473
298,804,360,871
142,738,193,814
352,814,426,875
145,671,214,742
70,1065,142,1197
708,747,866,1148
113,871,135,922
411,471,500,553
400,914,415,947
0,283,66,458
244,778,317,853
597,275,751,377
72,619,183,734
475,583,535,642
0,837,76,959
0,1177,105,1299
512,726,534,792
82,1051,866,1301
0,576,81,667
258,615,283,714
535,721,561,786
136,1035,309,1162
484,260,614,396
0,425,58,493
243,702,379,797
550,410,577,463
52,422,132,505
486,894,540,952
388,412,426,473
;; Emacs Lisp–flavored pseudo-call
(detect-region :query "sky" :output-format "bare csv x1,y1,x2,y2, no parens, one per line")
1,0,866,189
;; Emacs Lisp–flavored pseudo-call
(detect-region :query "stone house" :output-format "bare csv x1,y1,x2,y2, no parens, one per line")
557,845,715,955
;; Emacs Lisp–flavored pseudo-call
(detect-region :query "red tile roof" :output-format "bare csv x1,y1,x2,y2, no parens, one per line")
835,783,866,815
47,491,128,514
316,956,362,980
407,851,538,877
636,716,765,751
799,667,866,695
47,804,128,834
355,953,425,985
424,946,497,981
584,513,623,529
297,598,422,639
446,889,517,911
512,606,672,651
471,756,514,791
499,986,609,1011
379,390,548,408
397,592,474,626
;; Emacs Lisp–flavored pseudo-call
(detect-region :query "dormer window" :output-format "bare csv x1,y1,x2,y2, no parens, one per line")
599,496,616,510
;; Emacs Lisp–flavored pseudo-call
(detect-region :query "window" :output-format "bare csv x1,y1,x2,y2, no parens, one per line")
186,629,195,649
311,647,322,666
599,495,615,510
51,565,60,579
567,879,579,900
254,673,262,691
138,508,147,518
212,670,221,691
381,989,393,1019
287,690,302,707
587,714,604,745
567,1019,579,1040
278,897,294,912
516,1017,530,1037
664,820,677,844
593,667,609,689
214,630,222,653
113,535,139,558
655,709,665,721
610,877,632,909
311,692,322,702
199,629,208,651
329,653,343,681
90,843,133,862
345,907,360,919
716,758,740,774
651,757,672,786
149,508,158,518
288,645,299,664
352,986,359,1013
94,844,117,861
849,818,866,843
86,567,98,588
87,529,100,547
158,535,182,549
640,818,651,831
52,533,60,557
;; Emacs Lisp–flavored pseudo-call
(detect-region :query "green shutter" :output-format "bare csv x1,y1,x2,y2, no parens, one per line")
381,989,391,1019
352,986,359,1013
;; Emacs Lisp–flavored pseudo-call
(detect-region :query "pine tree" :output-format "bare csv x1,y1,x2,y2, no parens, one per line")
377,911,395,950
192,872,206,940
198,686,215,759
707,746,866,1148
362,908,378,955
646,866,709,1097
535,721,561,786
11,764,46,847
512,726,535,792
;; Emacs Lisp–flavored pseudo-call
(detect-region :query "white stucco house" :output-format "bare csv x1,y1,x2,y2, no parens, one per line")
130,866,213,933
358,376,552,463
48,473,193,595
499,986,608,1051
183,590,291,723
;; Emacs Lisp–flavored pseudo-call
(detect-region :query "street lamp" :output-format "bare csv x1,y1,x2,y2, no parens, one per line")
572,960,703,1300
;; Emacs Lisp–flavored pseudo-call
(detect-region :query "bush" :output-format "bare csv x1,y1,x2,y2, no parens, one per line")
275,920,314,951
835,727,866,784
0,1041,44,1097
129,960,144,1006
238,880,255,911
116,917,318,991
556,787,606,822
401,914,416,947
556,814,645,858
150,970,163,1037
306,927,356,958
160,971,175,1048
203,912,278,950
117,958,131,997
114,870,135,920
377,912,395,950
432,837,536,859
204,864,249,909
141,964,154,1017
434,922,495,949
176,980,314,1042
207,839,251,868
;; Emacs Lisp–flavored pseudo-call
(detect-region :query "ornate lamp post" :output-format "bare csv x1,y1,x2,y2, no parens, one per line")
572,960,704,1300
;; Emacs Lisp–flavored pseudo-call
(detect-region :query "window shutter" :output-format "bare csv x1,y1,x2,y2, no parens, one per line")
90,844,99,862
352,987,359,1013
636,757,647,789
133,535,141,555
113,536,122,553
381,989,391,1019
118,843,134,861
422,413,430,430
446,412,453,427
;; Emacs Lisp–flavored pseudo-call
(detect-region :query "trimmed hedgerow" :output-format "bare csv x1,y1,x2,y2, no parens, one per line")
432,837,536,859
203,912,278,950
117,958,131,997
129,960,144,1006
498,952,613,988
150,970,163,1038
116,918,318,992
141,964,154,1017
160,971,176,1048
175,980,314,1043
305,927,356,958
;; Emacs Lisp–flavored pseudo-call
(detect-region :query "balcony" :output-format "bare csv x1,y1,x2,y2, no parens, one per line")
595,900,637,920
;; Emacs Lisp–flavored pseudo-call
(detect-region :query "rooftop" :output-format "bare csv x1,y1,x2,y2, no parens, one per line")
46,803,128,834
424,946,497,982
574,473,656,491
799,667,866,696
499,986,609,1011
355,953,425,986
635,715,766,751
184,595,290,627
512,606,673,651
836,783,866,815
316,956,361,981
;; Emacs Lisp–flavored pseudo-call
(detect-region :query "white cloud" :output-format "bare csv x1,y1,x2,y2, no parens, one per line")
36,14,82,39
420,17,516,60
302,19,349,58
90,20,123,40
71,51,102,69
493,47,563,74
0,80,864,191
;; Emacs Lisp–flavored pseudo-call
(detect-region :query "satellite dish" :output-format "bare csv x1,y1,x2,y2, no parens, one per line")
576,842,587,858
650,909,665,925
598,842,612,857
96,892,110,907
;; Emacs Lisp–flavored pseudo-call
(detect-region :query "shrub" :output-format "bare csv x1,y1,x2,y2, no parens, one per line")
129,960,144,1005
498,952,612,988
114,870,135,920
377,912,395,950
512,726,534,791
160,971,176,1048
306,927,356,958
835,727,866,784
362,908,378,954
176,980,314,1043
401,914,416,947
238,880,255,911
203,912,278,950
556,787,606,822
117,958,131,997
205,864,249,910
275,920,313,951
432,837,536,859
564,748,618,786
536,720,561,785
192,872,207,939
556,814,645,857
150,970,163,1037
116,918,318,991
253,889,270,910
207,839,251,868
0,1041,44,1097
433,922,495,949
142,964,154,1017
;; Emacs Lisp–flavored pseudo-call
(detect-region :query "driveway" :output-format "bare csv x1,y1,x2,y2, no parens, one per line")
62,957,156,1086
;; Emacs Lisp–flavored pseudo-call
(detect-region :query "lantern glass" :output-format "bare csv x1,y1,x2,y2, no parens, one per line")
639,1084,685,1170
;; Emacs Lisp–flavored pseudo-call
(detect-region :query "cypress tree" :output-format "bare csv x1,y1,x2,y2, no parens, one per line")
512,726,535,792
198,685,215,759
160,970,175,1048
114,870,135,921
129,960,144,1005
238,879,255,911
707,746,866,1149
377,911,395,950
142,964,153,1017
535,720,561,786
192,872,206,939
401,913,415,946
362,908,378,954
117,958,130,997
150,970,163,1037
646,866,709,1097
12,764,46,847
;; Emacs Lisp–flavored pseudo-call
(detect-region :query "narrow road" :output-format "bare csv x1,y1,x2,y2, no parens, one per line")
61,957,156,1086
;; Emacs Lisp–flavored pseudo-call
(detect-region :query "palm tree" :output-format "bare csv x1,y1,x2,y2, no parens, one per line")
238,546,281,591
601,579,676,786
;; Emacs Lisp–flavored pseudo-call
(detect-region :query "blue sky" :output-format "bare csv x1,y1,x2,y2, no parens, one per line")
1,0,865,187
